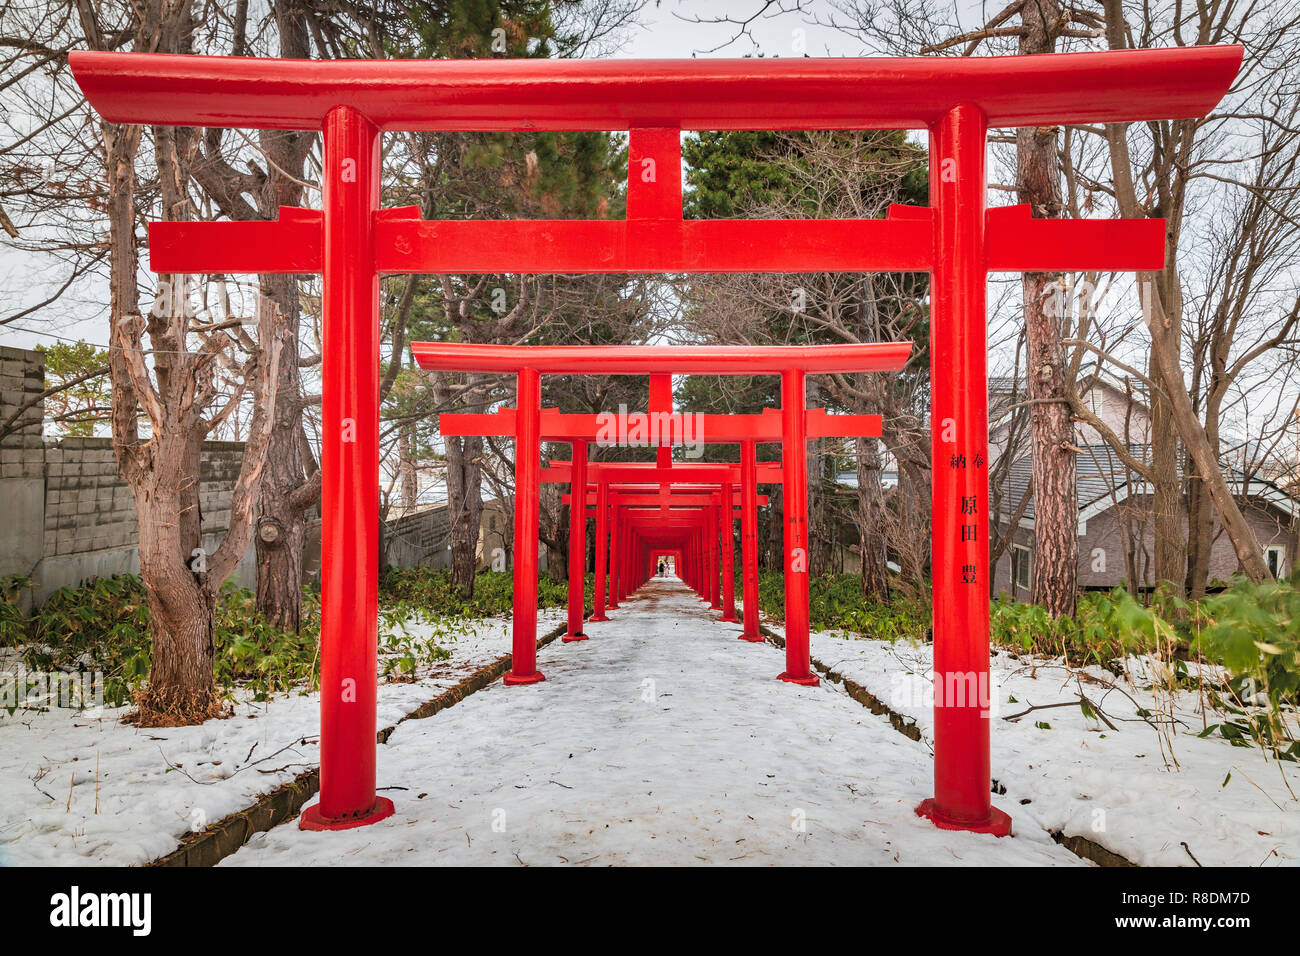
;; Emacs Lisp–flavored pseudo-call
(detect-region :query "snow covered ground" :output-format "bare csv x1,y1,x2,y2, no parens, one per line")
221,579,1079,866
806,629,1300,867
0,610,562,867
8,576,1287,867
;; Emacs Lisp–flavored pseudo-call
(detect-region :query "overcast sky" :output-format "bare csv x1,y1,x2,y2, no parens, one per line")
1,1,906,354
0,0,1249,407
616,1,864,58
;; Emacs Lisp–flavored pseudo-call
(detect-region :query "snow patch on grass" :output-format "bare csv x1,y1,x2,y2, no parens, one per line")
808,629,1299,867
0,610,561,867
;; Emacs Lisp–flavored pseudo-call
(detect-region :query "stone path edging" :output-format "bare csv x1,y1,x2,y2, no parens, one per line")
757,619,1140,868
146,620,569,867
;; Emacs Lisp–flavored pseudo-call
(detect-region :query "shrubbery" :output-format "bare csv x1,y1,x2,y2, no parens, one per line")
4,566,1295,752
1195,578,1300,755
2,574,327,706
378,566,576,617
0,567,584,708
756,570,930,641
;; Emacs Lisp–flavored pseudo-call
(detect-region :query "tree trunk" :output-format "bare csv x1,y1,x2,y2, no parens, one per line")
399,423,418,507
897,457,928,589
541,479,565,582
445,433,485,593
1186,359,1229,595
133,114,226,723
1017,0,1077,618
431,370,487,596
254,274,308,632
132,467,222,724
856,437,889,598
248,15,317,630
1144,277,1272,583
1184,444,1214,596
1154,273,1190,595
767,484,784,571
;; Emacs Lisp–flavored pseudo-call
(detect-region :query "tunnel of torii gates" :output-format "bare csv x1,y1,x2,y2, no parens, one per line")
70,44,1241,836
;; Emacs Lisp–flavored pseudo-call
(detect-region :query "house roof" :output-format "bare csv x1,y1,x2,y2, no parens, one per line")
990,369,1148,405
1000,443,1136,522
998,443,1300,525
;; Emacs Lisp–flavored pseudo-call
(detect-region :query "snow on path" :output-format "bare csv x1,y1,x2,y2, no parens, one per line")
0,610,562,867
807,630,1300,868
223,578,1078,866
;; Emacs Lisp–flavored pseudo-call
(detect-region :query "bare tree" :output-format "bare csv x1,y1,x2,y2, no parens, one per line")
1066,0,1298,587
680,130,931,594
71,0,287,723
1180,98,1300,594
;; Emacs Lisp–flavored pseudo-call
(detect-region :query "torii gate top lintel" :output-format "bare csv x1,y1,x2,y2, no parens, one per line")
70,47,1241,131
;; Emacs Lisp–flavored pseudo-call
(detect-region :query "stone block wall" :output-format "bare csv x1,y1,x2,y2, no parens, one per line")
0,347,255,604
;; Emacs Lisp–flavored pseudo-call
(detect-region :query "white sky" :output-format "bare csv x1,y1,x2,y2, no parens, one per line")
4,0,1285,456
1,1,896,354
615,1,863,58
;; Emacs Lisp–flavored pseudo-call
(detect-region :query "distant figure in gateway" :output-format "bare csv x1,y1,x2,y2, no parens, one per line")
657,561,666,577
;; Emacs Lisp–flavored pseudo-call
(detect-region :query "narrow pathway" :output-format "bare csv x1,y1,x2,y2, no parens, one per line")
223,577,1080,866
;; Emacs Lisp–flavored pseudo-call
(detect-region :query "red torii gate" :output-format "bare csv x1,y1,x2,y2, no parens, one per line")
436,366,885,660
412,342,906,688
543,459,787,639
70,46,1241,837
561,485,771,620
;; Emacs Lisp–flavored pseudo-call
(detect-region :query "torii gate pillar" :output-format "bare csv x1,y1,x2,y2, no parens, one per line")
917,103,1011,836
778,369,818,686
739,440,763,642
590,479,610,621
300,106,394,831
719,481,738,623
564,440,589,642
505,367,545,685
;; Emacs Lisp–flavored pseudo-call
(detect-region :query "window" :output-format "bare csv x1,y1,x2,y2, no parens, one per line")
1265,545,1286,579
1012,545,1032,592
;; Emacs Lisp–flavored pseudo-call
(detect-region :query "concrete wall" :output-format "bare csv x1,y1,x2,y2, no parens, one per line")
0,346,255,606
382,498,527,573
384,503,453,570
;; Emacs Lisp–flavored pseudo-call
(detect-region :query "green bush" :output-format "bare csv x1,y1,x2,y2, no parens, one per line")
3,574,454,707
756,571,930,642
0,567,586,708
5,576,331,705
0,566,596,708
1195,577,1300,756
990,587,1177,666
0,574,32,647
213,585,323,700
378,566,580,618
17,574,153,706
